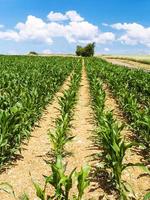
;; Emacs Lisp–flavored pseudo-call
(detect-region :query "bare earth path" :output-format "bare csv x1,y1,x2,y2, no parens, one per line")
0,75,71,200
65,60,102,199
103,83,150,199
104,58,150,72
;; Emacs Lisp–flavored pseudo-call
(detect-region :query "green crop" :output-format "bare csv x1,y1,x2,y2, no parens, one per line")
86,61,144,199
0,58,90,200
0,55,80,166
86,57,150,158
0,156,90,200
49,64,82,158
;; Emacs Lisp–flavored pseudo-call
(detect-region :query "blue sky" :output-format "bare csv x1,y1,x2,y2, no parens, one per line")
0,0,150,54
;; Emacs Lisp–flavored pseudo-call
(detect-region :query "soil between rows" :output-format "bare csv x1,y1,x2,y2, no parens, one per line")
64,64,101,199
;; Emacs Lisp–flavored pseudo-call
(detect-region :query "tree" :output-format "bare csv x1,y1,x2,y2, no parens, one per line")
75,43,95,57
28,51,38,55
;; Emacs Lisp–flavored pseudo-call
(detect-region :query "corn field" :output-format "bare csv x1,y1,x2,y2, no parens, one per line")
0,56,77,165
0,56,150,200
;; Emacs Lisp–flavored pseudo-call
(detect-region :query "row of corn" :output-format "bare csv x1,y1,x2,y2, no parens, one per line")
86,57,150,160
86,61,149,200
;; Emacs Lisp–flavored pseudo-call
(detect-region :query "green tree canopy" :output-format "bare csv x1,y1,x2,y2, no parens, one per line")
76,43,95,57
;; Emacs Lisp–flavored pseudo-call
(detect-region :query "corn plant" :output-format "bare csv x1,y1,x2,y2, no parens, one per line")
45,156,90,200
97,112,137,199
45,155,75,199
75,165,90,200
49,114,74,157
0,156,90,200
49,66,82,158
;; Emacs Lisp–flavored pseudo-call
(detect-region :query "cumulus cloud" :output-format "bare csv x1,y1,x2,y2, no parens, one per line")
0,10,115,45
47,10,84,22
1,11,150,50
65,10,84,22
95,32,115,44
47,11,68,21
65,21,99,43
0,30,20,41
16,15,53,44
111,22,150,47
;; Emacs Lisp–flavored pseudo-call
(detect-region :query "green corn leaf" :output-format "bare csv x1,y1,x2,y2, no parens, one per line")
0,182,16,199
32,182,45,200
19,193,30,200
143,192,150,200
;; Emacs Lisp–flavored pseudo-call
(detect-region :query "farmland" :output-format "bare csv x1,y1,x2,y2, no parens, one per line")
0,55,150,200
102,55,150,72
0,56,75,165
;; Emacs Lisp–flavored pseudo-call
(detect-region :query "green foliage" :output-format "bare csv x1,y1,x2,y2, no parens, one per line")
76,43,95,57
86,57,150,154
97,112,137,199
0,56,78,166
28,51,38,55
0,156,90,200
143,192,150,200
19,193,30,200
0,182,16,198
0,57,89,200
45,155,76,199
86,62,143,199
76,165,90,200
49,64,82,157
45,156,90,200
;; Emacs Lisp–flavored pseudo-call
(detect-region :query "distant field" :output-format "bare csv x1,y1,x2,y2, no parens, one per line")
102,54,150,60
100,55,150,71
102,54,150,63
124,55,150,61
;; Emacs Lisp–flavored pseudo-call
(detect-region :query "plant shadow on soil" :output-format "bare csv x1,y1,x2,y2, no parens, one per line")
45,149,73,164
0,141,29,174
126,132,150,166
86,141,118,200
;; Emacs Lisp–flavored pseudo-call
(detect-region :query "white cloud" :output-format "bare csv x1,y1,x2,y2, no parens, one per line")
47,10,84,22
47,11,67,21
16,15,53,44
111,22,150,47
6,50,20,55
66,10,84,22
0,10,115,45
65,21,99,43
0,30,20,41
95,32,115,44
